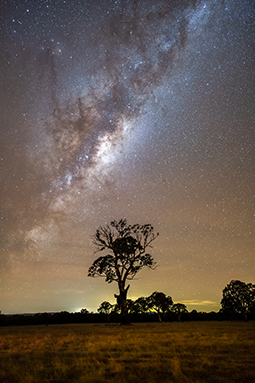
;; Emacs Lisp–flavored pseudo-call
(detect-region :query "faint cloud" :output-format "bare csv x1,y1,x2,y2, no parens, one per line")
179,300,217,306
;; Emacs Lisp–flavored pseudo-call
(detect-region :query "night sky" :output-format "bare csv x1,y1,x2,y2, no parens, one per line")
0,0,254,315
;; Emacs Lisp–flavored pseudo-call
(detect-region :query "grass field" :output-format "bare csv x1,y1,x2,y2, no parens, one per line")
0,321,254,383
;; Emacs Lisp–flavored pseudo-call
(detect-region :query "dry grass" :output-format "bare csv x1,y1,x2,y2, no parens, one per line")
0,321,254,383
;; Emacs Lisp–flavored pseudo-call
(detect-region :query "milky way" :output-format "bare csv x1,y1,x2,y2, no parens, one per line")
0,0,254,314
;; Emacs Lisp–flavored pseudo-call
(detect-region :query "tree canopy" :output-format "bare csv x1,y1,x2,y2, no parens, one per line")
220,280,255,320
147,291,173,322
172,303,188,322
97,301,113,315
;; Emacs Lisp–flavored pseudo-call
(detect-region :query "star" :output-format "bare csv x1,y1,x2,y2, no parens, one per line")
0,0,254,315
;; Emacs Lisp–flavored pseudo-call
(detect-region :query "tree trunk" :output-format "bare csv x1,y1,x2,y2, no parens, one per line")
157,310,162,322
242,307,248,321
115,284,130,325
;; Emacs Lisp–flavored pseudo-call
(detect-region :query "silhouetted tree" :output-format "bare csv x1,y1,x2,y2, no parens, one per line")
147,291,173,322
221,280,255,321
98,301,113,315
126,299,136,314
88,219,158,324
133,297,149,315
111,303,121,315
97,301,113,322
129,297,150,321
80,308,89,314
172,303,188,322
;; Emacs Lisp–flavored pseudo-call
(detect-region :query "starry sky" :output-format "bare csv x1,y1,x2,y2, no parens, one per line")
0,0,254,315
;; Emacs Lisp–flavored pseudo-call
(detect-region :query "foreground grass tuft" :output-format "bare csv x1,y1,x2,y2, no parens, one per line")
0,322,254,383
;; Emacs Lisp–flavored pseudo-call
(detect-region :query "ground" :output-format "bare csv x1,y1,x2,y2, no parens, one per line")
0,321,254,383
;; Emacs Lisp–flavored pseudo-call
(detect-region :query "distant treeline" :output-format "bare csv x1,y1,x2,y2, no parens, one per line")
1,280,255,326
0,309,254,327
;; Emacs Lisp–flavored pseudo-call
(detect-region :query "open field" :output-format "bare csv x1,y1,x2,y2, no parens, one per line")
0,321,254,383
